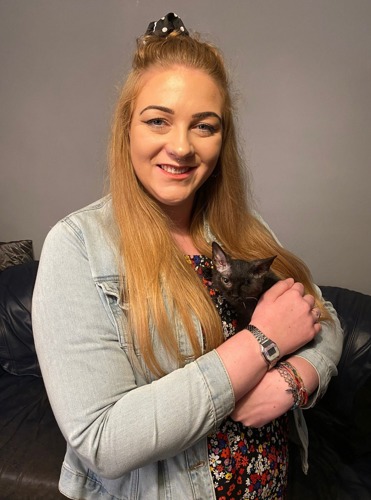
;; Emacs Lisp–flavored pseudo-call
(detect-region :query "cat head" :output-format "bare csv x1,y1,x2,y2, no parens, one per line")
211,241,277,303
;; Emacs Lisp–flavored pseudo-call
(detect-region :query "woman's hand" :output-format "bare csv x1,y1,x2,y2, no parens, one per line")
248,278,322,358
216,279,321,402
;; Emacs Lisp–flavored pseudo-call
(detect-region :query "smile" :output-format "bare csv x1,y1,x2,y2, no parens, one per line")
158,164,193,174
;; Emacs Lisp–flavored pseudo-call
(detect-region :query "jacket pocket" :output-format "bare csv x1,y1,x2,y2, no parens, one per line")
95,279,153,382
95,280,130,350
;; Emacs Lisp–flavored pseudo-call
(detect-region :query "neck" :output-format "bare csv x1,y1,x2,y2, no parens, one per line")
171,232,200,255
159,201,193,233
168,213,192,236
159,203,200,255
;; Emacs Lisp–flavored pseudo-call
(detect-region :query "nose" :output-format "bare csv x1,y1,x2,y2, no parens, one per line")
166,126,195,161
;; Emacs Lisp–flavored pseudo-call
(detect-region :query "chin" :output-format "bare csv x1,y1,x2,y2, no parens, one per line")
155,195,194,213
152,191,194,207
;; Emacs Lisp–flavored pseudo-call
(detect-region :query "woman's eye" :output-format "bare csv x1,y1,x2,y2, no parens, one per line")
145,118,167,128
195,123,217,136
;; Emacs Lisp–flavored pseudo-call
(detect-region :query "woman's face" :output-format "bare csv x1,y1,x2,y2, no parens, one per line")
129,65,223,216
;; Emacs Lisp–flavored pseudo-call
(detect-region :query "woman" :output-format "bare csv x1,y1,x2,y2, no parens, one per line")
33,13,343,499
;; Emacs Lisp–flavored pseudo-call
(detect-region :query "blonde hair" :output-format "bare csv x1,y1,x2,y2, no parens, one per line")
109,31,330,377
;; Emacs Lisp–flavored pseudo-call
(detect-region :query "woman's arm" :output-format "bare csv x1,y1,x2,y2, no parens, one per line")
216,279,322,401
231,290,343,427
32,220,236,479
229,214,344,427
230,355,318,427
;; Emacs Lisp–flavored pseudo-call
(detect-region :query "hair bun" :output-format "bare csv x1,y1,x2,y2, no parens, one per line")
144,13,189,37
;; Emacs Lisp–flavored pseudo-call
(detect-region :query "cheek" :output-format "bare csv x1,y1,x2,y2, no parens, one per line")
206,138,222,166
130,131,148,166
129,137,148,180
130,128,163,164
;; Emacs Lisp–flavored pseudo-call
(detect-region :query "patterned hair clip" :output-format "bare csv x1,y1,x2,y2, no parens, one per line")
145,12,189,37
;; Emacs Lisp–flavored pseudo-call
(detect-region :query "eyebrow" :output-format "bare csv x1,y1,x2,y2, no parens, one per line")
139,105,222,123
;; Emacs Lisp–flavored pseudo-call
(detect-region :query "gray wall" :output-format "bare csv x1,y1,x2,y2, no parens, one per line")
1,0,370,294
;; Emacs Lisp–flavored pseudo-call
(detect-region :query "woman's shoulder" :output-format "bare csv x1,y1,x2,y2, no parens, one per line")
62,195,113,224
41,195,120,277
47,195,115,239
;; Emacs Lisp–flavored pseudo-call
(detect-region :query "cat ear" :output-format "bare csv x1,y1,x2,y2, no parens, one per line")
212,242,231,274
252,256,277,278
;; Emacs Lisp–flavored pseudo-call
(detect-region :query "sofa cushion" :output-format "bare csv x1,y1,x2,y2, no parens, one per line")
0,368,66,499
0,260,41,376
0,240,34,272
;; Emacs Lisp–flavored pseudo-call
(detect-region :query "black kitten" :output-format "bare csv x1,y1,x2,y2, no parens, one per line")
212,241,279,330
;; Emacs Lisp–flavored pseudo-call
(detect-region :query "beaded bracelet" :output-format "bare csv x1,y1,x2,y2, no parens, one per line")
276,360,309,410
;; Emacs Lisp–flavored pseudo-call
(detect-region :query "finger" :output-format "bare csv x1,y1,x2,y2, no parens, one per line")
261,278,294,300
314,321,322,335
311,307,322,323
303,293,316,309
290,281,305,295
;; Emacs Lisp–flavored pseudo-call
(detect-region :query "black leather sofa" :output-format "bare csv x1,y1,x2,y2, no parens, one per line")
0,259,65,500
0,258,370,499
289,285,371,500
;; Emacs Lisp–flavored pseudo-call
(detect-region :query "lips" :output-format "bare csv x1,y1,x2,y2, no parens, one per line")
158,164,194,174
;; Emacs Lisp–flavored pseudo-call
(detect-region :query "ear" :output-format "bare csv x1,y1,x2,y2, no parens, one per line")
212,242,231,273
252,256,277,278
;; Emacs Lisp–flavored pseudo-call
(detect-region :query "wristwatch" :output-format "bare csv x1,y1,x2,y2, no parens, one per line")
246,324,280,370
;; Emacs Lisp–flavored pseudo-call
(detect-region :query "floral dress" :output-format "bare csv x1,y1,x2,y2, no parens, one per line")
185,255,289,500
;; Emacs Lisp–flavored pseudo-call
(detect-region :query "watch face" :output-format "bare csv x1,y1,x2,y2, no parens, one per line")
264,343,280,361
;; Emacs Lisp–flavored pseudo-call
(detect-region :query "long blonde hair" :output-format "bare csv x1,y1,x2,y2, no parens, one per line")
109,31,330,377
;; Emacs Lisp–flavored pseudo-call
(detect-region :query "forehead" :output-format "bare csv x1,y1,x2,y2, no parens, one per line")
133,65,223,113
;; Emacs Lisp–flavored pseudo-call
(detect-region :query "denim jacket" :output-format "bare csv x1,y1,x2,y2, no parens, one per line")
32,196,343,500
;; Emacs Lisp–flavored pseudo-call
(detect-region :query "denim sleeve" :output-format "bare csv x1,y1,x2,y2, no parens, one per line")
32,220,235,480
292,284,344,408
